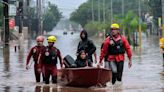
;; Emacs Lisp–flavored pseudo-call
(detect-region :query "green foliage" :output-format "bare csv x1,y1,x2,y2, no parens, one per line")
43,3,62,32
130,17,138,30
70,0,148,27
121,11,138,32
141,22,147,32
0,3,3,27
84,21,108,36
70,2,92,27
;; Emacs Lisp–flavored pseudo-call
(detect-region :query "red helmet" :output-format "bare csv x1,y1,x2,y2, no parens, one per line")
36,36,44,42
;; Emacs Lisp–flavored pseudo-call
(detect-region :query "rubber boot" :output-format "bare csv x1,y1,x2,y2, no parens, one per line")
52,76,57,84
45,78,49,84
42,74,46,82
35,71,40,82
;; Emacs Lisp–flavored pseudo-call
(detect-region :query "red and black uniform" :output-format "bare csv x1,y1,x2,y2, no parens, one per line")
41,46,62,84
26,45,46,82
99,34,132,84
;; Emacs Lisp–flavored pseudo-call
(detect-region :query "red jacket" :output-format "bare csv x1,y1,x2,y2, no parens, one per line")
99,35,132,63
26,45,46,65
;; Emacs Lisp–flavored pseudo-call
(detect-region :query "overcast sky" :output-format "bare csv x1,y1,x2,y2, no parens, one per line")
49,0,87,18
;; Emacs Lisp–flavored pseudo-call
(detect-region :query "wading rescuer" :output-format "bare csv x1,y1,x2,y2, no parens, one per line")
159,37,164,67
40,36,63,84
97,23,132,85
26,36,46,82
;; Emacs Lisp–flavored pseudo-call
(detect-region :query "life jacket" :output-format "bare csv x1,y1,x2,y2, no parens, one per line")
43,46,58,65
108,35,125,55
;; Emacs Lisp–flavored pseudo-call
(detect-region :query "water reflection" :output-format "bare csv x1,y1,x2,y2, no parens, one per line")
35,86,41,92
59,87,107,92
18,46,24,68
35,86,58,92
18,87,24,92
3,86,10,92
3,45,10,73
34,85,110,92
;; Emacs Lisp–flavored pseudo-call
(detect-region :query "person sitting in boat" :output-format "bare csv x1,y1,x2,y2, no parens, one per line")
77,30,97,64
75,50,92,67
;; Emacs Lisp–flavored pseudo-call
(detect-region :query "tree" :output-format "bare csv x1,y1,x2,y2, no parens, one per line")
70,0,149,27
43,3,62,32
70,2,92,27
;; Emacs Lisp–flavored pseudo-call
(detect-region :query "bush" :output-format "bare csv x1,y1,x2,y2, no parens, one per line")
84,21,109,36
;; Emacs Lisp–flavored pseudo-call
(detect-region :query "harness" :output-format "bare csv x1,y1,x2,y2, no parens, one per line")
43,46,58,65
107,34,125,55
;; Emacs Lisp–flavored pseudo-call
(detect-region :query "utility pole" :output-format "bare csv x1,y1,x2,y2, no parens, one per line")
162,0,164,37
17,0,24,50
111,0,113,24
27,0,31,39
138,0,142,48
103,0,106,23
18,0,23,34
37,0,42,35
91,0,94,22
98,0,100,22
3,0,9,45
122,0,124,17
122,0,125,34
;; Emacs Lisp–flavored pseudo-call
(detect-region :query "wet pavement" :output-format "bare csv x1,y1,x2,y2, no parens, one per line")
0,30,164,92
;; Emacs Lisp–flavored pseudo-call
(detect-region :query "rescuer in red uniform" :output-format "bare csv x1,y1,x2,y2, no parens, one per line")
26,36,46,82
98,23,132,85
40,36,63,84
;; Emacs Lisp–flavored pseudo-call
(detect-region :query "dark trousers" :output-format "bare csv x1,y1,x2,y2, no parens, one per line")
109,61,124,85
42,64,57,84
34,64,42,82
163,54,164,67
34,64,45,82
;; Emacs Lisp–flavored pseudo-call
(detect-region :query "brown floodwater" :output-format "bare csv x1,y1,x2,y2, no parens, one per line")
0,31,164,92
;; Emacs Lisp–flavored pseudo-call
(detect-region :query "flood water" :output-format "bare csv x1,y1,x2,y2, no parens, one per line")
0,30,164,92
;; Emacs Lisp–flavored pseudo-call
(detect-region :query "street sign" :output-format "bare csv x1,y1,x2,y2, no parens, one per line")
9,18,15,29
9,4,16,16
